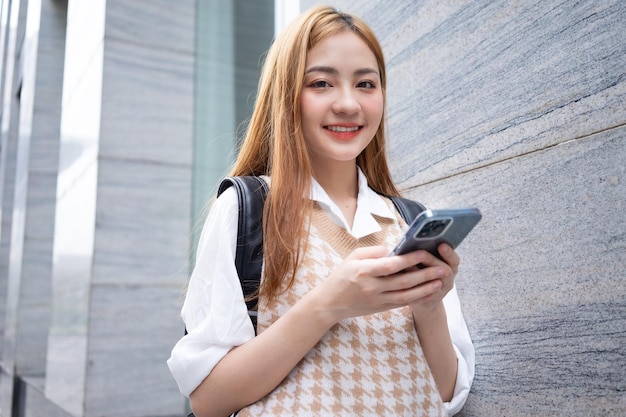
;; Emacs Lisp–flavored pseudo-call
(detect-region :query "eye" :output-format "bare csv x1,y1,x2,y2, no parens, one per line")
357,80,376,89
309,80,331,88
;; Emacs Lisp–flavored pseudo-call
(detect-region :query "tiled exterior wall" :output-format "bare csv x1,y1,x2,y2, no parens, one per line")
304,1,626,415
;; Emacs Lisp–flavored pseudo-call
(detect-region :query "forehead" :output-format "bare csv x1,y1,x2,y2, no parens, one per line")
305,31,378,72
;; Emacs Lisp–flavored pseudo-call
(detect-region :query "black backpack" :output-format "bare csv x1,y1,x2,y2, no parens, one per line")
217,176,426,333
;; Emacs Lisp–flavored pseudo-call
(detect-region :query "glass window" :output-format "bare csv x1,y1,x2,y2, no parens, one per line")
192,0,275,253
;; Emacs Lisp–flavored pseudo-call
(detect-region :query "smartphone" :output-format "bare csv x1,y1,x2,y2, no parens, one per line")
391,208,482,258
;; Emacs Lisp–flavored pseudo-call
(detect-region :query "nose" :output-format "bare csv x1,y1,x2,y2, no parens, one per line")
331,87,360,115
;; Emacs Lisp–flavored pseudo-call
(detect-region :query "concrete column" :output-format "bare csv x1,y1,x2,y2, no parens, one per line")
46,0,196,416
0,0,67,415
44,0,104,414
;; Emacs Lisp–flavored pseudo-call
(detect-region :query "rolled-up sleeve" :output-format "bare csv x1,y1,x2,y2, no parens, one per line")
167,187,256,397
442,286,475,415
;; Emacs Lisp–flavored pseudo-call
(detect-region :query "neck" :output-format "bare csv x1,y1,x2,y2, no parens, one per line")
313,163,359,228
313,163,359,201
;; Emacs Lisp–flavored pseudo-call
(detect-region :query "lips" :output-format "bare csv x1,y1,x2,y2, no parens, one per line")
326,125,360,133
324,124,362,139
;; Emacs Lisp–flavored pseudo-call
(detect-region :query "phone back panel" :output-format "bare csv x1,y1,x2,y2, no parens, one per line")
393,208,482,257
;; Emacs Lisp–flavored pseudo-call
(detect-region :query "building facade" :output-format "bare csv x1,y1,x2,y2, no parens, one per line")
0,0,624,416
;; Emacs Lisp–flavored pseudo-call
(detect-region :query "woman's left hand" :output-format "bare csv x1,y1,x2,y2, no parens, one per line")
403,243,460,313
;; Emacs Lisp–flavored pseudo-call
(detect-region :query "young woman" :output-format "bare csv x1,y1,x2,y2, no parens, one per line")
168,6,474,417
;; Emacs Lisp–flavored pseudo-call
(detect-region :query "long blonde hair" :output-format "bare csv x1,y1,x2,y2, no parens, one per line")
230,6,399,306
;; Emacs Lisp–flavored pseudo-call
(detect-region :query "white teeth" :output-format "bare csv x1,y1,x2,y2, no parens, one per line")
327,126,359,132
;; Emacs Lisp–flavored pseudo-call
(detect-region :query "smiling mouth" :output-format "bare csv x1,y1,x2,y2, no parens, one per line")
325,125,361,133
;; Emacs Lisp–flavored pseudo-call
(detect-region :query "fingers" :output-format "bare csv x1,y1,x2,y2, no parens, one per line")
349,246,457,283
383,245,460,306
373,250,433,277
384,260,445,293
437,243,460,273
324,246,457,318
347,246,429,277
380,270,444,308
403,244,459,272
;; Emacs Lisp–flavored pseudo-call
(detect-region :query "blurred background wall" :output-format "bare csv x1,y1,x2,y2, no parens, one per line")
0,0,623,416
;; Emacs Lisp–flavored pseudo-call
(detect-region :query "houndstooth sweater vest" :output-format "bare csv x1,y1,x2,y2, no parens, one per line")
237,200,447,417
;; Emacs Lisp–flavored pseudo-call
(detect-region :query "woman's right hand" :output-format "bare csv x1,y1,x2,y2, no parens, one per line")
311,246,446,323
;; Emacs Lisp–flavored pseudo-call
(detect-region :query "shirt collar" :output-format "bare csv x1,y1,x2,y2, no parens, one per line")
310,168,396,238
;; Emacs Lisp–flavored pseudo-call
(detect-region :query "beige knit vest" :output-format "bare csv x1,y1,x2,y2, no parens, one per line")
238,200,447,417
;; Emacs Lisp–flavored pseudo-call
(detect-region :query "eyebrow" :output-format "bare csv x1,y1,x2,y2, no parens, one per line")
304,66,379,77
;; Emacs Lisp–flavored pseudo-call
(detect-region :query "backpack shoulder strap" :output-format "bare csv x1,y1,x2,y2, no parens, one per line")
218,176,268,332
389,195,427,225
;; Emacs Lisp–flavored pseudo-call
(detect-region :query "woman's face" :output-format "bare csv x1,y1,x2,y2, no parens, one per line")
300,31,384,171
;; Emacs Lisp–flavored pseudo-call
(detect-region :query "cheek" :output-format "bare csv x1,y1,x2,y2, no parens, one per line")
365,95,384,125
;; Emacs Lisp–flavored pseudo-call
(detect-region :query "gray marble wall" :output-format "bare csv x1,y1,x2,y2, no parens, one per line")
304,0,626,415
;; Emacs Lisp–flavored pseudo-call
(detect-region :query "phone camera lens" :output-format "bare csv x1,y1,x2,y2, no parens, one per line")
433,221,447,233
417,219,451,238
417,222,433,237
